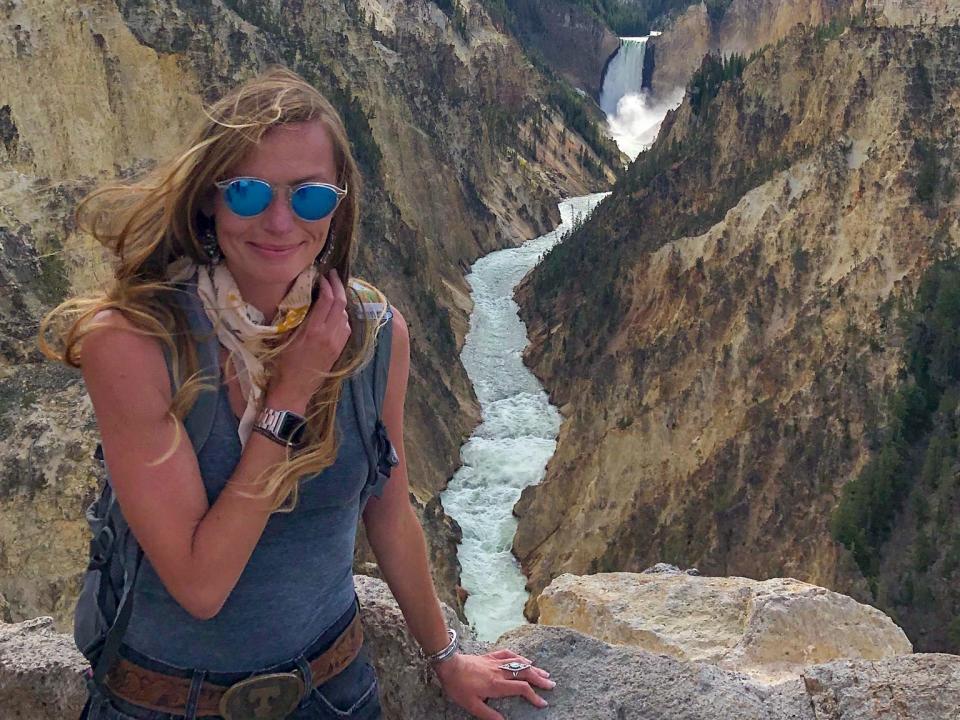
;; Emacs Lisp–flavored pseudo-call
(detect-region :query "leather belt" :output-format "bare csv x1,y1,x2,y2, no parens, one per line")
104,612,363,719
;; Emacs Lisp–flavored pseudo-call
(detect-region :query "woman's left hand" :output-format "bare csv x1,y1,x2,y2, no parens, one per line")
434,649,556,720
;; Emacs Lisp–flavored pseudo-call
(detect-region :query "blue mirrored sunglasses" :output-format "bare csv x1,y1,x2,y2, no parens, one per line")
214,177,348,222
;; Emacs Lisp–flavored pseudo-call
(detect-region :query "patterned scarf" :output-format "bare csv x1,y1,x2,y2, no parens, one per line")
169,258,317,447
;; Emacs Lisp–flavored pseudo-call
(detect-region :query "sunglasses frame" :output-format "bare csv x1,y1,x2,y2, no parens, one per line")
214,176,348,222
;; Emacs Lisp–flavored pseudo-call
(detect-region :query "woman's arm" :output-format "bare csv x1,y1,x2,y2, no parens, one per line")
83,273,350,620
363,308,554,720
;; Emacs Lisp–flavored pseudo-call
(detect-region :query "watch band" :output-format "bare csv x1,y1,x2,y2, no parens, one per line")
253,407,307,449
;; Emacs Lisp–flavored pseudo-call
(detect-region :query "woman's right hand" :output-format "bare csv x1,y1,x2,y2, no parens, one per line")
268,269,352,403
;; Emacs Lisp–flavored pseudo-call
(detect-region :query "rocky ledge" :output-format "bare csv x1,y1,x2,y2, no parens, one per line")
2,572,958,719
538,564,913,684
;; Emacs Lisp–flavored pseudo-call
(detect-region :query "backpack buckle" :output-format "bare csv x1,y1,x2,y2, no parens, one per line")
88,526,115,570
219,671,305,720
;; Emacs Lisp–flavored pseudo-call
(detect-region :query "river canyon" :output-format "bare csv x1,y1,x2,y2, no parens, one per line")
3,2,960,715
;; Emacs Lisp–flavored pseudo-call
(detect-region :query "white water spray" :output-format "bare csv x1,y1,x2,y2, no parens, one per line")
600,33,684,160
442,193,610,641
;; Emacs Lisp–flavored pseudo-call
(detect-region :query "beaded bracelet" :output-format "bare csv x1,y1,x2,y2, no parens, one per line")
424,628,459,665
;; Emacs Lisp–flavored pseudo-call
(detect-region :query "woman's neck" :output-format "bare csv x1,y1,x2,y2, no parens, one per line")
228,268,295,321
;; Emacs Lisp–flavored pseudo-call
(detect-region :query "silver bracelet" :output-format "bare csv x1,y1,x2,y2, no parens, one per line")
424,628,459,665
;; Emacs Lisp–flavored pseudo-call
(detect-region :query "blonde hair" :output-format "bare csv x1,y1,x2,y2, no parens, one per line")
40,66,387,511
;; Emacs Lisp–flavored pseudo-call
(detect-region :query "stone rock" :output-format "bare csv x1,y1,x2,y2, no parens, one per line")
0,616,87,720
648,0,856,97
490,623,815,720
537,571,912,684
2,576,959,720
802,654,960,720
353,574,480,720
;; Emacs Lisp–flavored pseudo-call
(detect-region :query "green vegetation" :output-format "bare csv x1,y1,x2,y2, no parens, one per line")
914,138,957,206
36,251,69,306
435,0,470,37
478,0,701,38
688,52,748,116
547,83,621,174
833,261,960,583
704,0,734,24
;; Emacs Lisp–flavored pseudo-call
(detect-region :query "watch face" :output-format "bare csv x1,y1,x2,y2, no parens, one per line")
279,413,307,445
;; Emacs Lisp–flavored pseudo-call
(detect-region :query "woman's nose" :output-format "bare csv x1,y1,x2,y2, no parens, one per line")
261,190,297,234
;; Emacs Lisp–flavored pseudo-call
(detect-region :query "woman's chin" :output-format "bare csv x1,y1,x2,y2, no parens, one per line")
225,255,314,290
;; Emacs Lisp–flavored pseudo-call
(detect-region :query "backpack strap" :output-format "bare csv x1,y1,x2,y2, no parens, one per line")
351,306,398,505
87,278,220,690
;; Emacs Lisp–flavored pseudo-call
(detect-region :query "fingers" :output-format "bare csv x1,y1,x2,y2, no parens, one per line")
303,272,333,330
488,650,551,678
321,269,346,324
488,650,535,665
318,271,339,326
465,700,504,720
496,679,549,709
521,669,556,690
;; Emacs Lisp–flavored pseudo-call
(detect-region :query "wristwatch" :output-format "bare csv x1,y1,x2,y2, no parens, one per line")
253,407,308,450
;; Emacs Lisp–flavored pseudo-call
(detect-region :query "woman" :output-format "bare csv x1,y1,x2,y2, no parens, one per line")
41,67,553,720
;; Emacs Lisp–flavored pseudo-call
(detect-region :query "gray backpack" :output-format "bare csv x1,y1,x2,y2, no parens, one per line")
75,290,397,699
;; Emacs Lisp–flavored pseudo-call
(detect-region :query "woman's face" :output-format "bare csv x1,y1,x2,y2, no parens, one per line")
212,120,340,296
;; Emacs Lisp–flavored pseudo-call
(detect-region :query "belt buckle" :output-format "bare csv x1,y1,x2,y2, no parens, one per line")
219,671,305,720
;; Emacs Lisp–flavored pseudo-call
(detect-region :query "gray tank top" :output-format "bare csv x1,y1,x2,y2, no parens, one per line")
123,282,393,672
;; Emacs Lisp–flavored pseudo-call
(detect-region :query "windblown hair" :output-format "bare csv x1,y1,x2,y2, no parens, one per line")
40,66,387,512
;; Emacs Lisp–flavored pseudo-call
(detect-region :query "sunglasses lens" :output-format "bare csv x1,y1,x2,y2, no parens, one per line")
223,179,272,217
291,185,339,221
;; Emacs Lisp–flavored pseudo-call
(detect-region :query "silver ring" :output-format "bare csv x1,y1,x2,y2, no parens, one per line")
498,661,532,679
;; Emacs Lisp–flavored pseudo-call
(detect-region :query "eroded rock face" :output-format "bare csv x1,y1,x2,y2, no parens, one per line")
648,0,856,97
537,568,912,684
867,0,960,25
514,20,960,648
488,0,621,98
4,575,959,720
648,0,960,101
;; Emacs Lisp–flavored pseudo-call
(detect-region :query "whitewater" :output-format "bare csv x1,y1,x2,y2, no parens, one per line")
600,33,684,159
441,193,609,641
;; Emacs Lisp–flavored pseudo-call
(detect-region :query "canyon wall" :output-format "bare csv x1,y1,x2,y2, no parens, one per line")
648,0,857,96
486,0,622,98
515,17,960,653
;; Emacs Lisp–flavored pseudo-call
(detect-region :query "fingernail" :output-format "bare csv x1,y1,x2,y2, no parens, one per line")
539,699,549,708
547,680,557,688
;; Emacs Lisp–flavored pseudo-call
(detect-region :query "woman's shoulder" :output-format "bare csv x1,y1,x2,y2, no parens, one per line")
81,309,169,386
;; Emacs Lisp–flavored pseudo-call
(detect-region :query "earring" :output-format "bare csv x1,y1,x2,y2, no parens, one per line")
315,234,335,268
198,215,221,264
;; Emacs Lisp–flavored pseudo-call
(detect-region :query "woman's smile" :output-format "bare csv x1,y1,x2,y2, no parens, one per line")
246,240,306,258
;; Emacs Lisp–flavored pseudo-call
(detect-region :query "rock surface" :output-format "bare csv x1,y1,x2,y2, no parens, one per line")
648,0,960,102
514,18,960,652
648,0,855,97
867,0,960,25
0,617,87,720
3,575,959,720
537,568,912,683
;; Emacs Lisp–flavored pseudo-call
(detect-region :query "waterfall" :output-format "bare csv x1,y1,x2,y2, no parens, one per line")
599,36,653,116
599,32,684,160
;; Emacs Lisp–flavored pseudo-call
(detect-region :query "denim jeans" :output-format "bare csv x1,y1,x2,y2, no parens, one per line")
83,604,381,720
